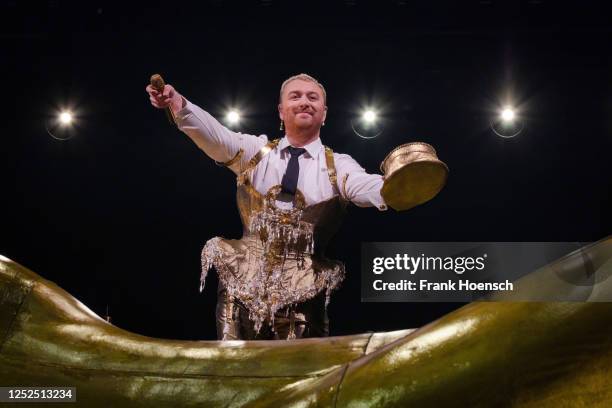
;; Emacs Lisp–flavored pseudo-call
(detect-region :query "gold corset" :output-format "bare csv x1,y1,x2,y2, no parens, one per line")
201,140,348,333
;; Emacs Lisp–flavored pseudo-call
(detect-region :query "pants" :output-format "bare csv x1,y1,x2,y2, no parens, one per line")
216,283,329,340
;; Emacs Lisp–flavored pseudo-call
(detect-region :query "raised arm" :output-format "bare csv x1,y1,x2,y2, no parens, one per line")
146,83,266,173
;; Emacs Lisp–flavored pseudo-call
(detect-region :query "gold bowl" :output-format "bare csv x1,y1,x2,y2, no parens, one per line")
380,142,448,211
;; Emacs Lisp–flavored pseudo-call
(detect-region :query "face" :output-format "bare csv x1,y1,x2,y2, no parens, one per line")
278,79,327,131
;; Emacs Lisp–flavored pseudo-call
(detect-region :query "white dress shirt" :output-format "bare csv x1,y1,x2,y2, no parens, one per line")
175,99,388,211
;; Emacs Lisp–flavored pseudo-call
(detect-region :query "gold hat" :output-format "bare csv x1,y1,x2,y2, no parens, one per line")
380,142,448,211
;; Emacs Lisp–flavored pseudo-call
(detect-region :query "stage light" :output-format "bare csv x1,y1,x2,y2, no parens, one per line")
59,111,73,126
46,108,78,141
226,110,241,125
352,107,384,139
491,105,523,138
362,109,377,124
500,107,515,122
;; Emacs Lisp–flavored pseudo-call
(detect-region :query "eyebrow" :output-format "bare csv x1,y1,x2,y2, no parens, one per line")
288,90,320,97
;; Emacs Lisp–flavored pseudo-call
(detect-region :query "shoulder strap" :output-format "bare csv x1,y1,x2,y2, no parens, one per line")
238,139,280,183
215,149,244,173
324,146,339,194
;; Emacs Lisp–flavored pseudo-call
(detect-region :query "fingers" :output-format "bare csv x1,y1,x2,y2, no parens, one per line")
146,83,172,109
150,96,168,109
162,84,174,99
146,84,162,97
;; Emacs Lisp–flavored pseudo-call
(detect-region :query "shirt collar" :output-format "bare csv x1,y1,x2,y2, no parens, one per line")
279,136,323,158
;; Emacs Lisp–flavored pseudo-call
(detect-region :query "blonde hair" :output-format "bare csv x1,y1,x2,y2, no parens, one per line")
279,73,327,103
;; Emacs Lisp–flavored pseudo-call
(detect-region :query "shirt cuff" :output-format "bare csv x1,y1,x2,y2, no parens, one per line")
371,180,389,211
352,191,388,211
373,187,389,211
376,201,388,211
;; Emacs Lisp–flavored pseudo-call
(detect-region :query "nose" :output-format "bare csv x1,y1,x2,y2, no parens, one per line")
298,96,312,108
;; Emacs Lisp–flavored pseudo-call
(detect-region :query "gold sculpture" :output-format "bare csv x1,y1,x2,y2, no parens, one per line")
2,237,612,406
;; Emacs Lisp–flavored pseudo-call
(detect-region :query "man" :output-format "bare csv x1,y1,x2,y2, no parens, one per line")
146,74,388,340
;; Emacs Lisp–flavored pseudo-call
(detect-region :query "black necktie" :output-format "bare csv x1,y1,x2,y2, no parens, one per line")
281,146,306,195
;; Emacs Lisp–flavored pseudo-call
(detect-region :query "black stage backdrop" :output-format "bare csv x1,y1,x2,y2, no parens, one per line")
2,0,611,340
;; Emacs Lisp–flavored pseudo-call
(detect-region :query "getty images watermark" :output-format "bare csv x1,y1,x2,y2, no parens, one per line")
371,252,513,292
361,242,594,302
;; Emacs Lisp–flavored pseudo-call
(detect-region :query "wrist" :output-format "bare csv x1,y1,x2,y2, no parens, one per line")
170,95,186,115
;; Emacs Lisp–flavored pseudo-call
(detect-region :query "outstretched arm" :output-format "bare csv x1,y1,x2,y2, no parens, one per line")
334,153,388,211
146,83,266,173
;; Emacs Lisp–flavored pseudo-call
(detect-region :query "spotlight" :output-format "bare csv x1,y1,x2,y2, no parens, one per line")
225,110,241,125
500,107,515,122
58,111,74,126
491,105,523,138
351,107,384,139
46,109,78,141
362,109,377,124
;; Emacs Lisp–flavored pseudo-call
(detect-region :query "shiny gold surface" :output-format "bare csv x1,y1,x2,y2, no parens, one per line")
380,142,448,211
238,139,280,185
324,146,339,194
217,148,244,174
204,181,347,336
2,237,612,406
0,254,411,407
204,140,348,337
3,237,612,406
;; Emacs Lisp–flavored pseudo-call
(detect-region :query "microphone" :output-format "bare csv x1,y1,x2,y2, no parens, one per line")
150,74,176,125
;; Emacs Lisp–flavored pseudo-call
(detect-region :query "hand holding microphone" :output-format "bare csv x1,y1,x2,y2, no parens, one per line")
146,74,183,124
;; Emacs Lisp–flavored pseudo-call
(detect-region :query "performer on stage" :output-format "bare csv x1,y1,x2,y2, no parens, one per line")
146,73,445,340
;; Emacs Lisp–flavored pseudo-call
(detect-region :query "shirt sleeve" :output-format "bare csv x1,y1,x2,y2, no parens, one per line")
334,153,388,211
174,99,267,173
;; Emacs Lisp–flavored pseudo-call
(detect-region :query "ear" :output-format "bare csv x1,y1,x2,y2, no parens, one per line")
278,103,284,121
322,105,328,123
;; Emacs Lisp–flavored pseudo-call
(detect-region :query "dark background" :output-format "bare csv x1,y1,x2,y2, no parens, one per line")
2,0,611,340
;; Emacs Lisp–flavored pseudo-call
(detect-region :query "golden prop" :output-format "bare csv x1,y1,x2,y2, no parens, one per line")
380,142,449,211
2,237,612,406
